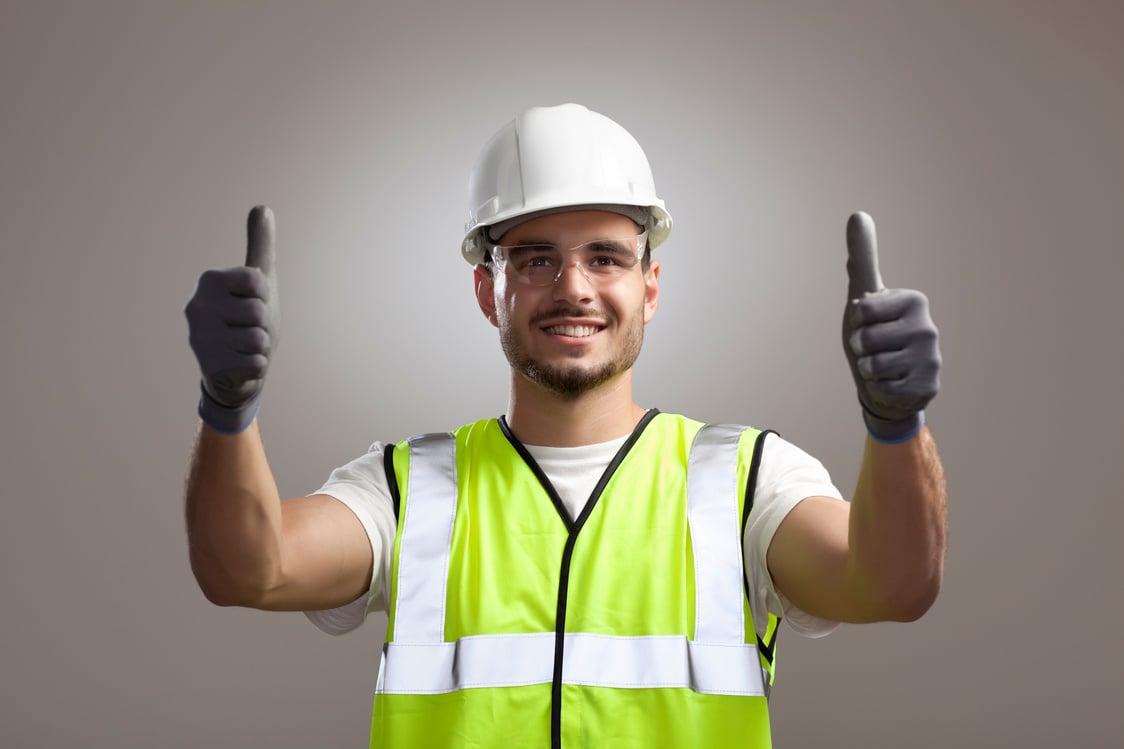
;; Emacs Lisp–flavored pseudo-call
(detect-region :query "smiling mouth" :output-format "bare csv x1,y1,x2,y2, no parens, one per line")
543,324,602,338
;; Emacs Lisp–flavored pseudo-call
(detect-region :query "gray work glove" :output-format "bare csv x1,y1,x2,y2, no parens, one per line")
185,206,279,434
842,212,941,443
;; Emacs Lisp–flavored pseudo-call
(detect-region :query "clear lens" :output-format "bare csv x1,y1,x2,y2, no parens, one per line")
490,231,648,286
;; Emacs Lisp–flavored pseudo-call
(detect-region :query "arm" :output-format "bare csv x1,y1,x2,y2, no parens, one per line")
767,428,946,623
767,212,946,623
184,207,372,611
848,427,946,617
185,421,373,611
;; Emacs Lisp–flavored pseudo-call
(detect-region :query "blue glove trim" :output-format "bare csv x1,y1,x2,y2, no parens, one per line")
866,410,925,444
198,384,261,435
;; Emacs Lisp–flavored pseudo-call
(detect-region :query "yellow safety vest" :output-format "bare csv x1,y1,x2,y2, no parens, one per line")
372,410,780,748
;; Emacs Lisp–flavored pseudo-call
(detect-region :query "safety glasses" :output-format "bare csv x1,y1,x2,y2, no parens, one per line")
489,230,648,286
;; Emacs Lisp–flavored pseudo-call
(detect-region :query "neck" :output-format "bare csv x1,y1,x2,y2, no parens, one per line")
504,369,648,447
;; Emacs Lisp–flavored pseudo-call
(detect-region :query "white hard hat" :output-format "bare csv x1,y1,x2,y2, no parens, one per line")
461,103,673,264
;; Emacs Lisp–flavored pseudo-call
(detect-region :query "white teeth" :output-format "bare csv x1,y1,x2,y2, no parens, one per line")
546,325,599,337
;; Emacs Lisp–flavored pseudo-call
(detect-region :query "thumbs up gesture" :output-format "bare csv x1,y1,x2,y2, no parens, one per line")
185,206,280,434
842,212,940,443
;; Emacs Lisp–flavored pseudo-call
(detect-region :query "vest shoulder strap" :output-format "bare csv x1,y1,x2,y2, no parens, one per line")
389,431,457,643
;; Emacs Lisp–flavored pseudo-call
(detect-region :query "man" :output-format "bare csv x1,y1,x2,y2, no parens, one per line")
185,103,946,748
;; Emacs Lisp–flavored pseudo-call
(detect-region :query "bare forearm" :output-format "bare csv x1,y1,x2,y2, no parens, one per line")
184,420,284,606
847,426,947,620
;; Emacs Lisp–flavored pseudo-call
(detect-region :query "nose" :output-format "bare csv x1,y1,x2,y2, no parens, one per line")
552,256,595,304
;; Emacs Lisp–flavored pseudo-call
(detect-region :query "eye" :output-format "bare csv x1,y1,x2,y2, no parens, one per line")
582,240,636,272
506,245,556,271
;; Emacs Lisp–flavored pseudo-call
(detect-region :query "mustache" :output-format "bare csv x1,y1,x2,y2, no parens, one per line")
529,306,607,326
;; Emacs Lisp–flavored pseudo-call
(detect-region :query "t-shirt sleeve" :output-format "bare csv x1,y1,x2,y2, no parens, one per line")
302,442,397,636
743,432,846,640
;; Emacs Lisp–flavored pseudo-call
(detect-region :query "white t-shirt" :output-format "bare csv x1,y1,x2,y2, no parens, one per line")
304,427,845,641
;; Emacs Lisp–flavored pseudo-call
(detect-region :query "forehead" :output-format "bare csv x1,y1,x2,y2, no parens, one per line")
499,209,640,244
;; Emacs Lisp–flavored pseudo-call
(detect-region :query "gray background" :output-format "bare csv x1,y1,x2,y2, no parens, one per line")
2,1,1121,747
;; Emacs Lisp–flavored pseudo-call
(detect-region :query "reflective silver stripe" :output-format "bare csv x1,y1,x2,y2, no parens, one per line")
378,633,763,696
391,432,457,643
378,633,554,694
687,424,748,644
564,634,761,695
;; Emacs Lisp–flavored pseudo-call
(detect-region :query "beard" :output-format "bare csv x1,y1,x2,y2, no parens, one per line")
499,305,645,399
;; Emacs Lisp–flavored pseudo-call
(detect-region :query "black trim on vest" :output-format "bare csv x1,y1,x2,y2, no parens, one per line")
500,409,661,749
741,429,780,667
741,429,775,542
383,442,401,521
497,416,575,530
758,629,778,665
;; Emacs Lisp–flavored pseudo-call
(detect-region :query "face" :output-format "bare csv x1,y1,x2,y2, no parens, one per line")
474,210,660,399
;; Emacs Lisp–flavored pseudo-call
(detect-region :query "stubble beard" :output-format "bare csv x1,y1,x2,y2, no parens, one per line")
500,309,645,399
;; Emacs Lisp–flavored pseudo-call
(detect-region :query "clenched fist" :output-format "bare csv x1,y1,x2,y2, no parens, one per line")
842,212,940,443
185,206,280,434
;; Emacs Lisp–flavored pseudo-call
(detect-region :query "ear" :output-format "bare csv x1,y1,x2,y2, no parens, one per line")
642,258,660,324
474,264,499,327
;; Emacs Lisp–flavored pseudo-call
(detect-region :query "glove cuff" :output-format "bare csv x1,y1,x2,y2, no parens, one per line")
198,384,261,435
863,409,925,444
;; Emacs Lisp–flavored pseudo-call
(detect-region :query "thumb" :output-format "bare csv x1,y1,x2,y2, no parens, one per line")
245,205,276,275
846,211,884,300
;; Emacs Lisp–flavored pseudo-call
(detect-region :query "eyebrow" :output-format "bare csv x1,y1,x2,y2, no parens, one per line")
503,237,635,251
584,239,634,253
